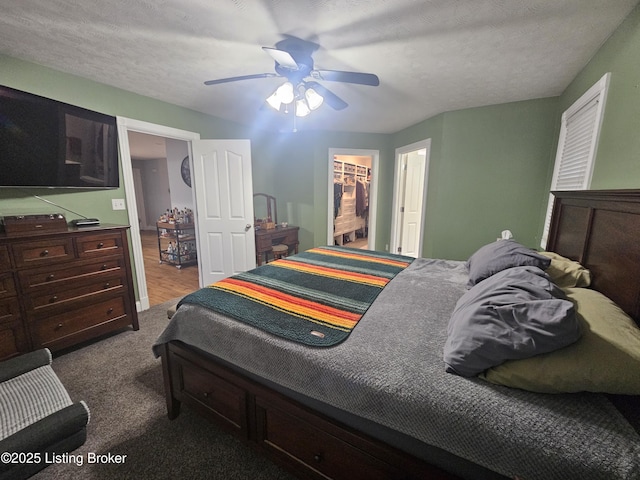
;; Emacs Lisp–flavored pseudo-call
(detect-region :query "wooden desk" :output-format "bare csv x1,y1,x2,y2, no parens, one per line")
255,225,299,266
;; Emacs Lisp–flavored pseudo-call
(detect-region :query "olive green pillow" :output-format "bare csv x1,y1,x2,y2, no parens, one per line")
540,251,591,288
480,287,640,394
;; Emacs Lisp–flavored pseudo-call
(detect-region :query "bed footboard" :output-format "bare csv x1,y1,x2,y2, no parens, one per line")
160,341,460,480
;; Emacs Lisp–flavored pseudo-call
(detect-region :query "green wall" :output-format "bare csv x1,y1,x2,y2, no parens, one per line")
237,129,394,253
438,99,560,259
556,3,640,189
269,130,393,251
391,3,640,260
393,98,559,260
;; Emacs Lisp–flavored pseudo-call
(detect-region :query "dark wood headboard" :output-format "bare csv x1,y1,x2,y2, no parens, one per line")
547,189,640,325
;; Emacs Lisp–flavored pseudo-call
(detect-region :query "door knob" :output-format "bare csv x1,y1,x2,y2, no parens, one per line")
245,224,252,231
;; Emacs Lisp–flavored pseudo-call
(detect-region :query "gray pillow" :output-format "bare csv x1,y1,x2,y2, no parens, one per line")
466,239,551,286
444,266,580,377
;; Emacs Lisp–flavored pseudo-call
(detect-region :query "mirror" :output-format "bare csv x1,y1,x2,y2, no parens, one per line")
253,193,278,226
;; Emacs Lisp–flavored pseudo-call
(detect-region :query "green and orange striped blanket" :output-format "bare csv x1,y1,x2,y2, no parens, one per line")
178,246,414,346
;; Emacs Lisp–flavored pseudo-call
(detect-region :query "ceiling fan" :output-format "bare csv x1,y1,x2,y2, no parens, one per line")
204,36,379,115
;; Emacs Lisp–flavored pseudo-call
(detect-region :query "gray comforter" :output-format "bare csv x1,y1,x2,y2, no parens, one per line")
153,258,640,480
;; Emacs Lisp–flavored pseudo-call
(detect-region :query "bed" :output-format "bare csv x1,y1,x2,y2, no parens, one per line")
152,189,640,480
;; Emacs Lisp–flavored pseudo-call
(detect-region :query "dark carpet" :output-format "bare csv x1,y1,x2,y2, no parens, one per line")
33,298,297,480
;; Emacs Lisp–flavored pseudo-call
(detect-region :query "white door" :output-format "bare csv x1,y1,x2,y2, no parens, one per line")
191,139,256,286
391,140,430,258
399,152,427,257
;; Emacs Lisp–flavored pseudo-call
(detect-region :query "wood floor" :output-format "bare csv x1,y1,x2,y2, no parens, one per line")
349,237,368,249
140,230,200,306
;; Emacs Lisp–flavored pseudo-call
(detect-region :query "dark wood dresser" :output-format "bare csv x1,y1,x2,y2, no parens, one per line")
0,224,139,360
255,225,299,266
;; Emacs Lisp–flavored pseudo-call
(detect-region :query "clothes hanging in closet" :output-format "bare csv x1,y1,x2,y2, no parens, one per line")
334,182,343,218
355,179,368,217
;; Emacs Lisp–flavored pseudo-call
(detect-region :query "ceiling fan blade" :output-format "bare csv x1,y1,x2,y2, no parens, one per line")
305,81,348,110
312,70,380,86
204,73,278,85
262,47,299,70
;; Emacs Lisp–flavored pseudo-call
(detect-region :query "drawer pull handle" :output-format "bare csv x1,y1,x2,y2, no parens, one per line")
97,242,104,248
46,274,55,281
55,323,64,330
203,392,210,398
41,250,49,257
313,454,322,463
104,282,111,289
49,296,58,303
107,308,114,314
101,264,108,270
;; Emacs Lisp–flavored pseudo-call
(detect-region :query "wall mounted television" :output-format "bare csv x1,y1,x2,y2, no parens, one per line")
0,85,119,189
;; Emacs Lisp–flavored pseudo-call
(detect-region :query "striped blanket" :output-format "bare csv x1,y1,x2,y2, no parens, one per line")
178,246,414,346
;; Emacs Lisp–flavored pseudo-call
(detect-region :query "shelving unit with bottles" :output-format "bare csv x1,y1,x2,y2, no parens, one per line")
156,222,198,268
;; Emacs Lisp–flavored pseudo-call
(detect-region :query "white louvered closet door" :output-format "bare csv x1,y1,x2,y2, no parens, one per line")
540,73,610,248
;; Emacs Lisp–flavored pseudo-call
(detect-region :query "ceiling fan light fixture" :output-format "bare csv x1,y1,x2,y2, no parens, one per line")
266,81,295,111
205,37,379,124
275,81,294,104
266,92,282,111
305,87,324,110
295,98,311,117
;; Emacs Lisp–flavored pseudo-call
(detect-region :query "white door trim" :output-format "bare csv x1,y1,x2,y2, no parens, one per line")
116,117,201,312
327,148,378,249
390,139,431,257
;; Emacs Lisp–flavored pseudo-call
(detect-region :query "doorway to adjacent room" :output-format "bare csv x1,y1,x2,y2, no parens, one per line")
390,139,431,258
327,148,378,250
117,118,256,311
127,131,200,307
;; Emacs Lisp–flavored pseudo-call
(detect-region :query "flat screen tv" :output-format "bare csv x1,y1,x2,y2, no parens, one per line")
0,85,119,188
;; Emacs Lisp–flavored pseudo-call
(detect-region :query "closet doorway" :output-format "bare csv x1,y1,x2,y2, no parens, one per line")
327,148,378,250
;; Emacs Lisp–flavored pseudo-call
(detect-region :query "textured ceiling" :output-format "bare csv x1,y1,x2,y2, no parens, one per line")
1,0,638,134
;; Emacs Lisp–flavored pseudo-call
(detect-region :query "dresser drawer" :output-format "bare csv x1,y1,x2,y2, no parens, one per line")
12,237,74,268
25,273,124,312
0,318,28,361
256,399,403,480
31,296,129,350
0,245,10,270
172,354,248,436
77,232,124,258
256,235,273,252
0,273,16,300
0,297,20,323
271,231,297,246
18,258,124,290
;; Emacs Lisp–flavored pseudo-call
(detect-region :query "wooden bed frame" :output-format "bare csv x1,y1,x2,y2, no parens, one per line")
547,189,640,325
160,189,640,480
